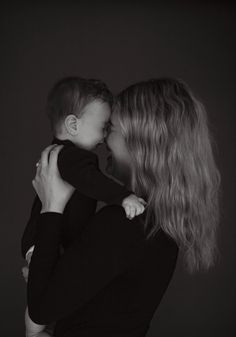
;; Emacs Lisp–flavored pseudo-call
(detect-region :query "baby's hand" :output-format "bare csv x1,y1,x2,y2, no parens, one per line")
122,194,147,220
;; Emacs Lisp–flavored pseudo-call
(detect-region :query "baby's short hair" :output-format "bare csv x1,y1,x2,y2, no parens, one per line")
47,77,113,134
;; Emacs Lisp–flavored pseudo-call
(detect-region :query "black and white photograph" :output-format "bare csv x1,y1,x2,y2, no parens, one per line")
1,1,235,336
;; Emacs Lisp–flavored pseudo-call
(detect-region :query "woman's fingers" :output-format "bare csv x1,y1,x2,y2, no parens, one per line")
22,266,29,283
32,179,36,190
33,145,59,189
48,145,64,170
35,144,63,178
40,144,58,168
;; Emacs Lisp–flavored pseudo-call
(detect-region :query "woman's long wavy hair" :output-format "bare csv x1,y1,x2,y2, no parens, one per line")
114,78,221,273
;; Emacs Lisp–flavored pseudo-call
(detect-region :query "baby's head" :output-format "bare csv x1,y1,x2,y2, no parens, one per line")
47,77,113,150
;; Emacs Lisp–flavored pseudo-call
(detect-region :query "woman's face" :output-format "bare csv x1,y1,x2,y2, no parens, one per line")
105,112,131,185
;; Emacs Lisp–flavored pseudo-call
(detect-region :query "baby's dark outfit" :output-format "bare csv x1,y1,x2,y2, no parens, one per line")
21,138,131,258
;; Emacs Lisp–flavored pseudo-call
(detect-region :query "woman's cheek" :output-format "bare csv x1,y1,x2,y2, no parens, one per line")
107,132,114,150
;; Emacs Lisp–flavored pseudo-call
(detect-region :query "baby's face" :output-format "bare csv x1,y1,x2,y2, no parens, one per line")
76,101,111,150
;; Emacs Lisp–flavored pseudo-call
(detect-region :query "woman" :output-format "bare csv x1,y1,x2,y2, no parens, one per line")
27,78,220,337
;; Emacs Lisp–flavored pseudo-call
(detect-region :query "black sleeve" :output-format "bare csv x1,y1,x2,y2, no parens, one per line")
27,206,137,325
21,195,42,259
57,146,132,205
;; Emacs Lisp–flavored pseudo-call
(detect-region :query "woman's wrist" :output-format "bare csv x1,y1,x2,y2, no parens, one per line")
40,202,65,214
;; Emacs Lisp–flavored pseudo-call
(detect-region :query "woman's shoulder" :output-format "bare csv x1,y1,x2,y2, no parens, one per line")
93,205,144,240
89,205,178,264
94,206,175,241
92,205,178,251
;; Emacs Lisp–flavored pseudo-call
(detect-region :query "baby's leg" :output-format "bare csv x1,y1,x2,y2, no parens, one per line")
25,307,52,337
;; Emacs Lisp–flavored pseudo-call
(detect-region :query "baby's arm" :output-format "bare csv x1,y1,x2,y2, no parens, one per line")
58,146,147,219
57,146,132,205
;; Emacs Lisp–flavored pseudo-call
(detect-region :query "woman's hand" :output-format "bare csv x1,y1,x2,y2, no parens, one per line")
32,145,75,214
22,265,29,283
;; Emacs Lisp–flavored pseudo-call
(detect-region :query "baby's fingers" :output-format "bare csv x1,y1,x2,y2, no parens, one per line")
129,205,136,219
135,204,145,216
138,197,147,206
124,205,133,220
124,205,130,219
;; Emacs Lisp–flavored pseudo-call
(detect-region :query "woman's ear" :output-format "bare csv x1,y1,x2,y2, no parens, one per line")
64,114,79,135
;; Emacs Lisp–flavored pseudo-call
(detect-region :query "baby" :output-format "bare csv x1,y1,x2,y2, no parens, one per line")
22,77,146,337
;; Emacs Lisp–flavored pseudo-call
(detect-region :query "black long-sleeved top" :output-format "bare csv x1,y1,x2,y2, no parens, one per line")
27,206,179,337
21,138,131,257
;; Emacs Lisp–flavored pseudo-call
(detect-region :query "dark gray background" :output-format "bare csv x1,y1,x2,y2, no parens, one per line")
1,2,235,336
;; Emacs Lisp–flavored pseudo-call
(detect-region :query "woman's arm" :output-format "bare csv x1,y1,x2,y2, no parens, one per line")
27,206,134,324
25,307,52,337
21,195,42,259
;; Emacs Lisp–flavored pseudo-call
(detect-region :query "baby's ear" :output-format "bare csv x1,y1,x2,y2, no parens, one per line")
64,114,79,135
